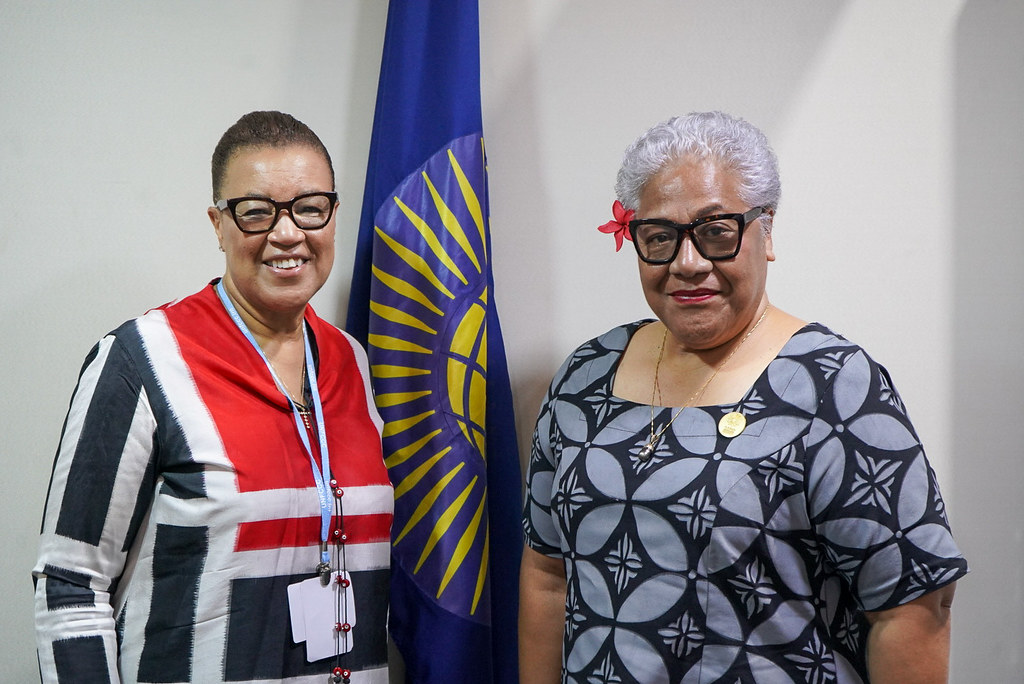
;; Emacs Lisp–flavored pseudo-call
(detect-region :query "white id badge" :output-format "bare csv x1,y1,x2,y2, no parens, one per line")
286,571,357,662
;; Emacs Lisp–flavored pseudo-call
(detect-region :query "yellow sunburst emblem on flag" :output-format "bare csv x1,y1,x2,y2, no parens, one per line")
366,134,495,619
446,297,487,456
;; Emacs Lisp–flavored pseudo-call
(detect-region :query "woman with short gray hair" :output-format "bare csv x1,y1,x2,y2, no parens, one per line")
520,111,966,683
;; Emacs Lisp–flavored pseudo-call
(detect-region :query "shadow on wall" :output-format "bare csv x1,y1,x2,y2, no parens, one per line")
492,0,850,469
951,0,1024,680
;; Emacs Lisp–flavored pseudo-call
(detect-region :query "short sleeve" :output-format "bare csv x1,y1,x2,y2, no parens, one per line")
804,348,968,611
522,363,567,557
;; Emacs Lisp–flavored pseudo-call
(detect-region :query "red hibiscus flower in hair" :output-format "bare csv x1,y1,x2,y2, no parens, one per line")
597,200,634,251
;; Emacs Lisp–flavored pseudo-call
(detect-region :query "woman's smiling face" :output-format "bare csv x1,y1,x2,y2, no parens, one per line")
208,144,337,331
636,156,774,351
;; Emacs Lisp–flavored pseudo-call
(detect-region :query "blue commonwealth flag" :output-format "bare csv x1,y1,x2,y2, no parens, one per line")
346,1,521,682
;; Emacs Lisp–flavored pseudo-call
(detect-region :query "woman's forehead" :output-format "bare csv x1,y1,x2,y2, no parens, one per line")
641,158,742,212
221,145,332,190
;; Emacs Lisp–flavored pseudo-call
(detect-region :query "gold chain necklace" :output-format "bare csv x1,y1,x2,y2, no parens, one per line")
638,305,771,461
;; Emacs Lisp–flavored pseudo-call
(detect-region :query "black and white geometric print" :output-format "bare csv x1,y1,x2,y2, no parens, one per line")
35,287,393,684
524,322,967,684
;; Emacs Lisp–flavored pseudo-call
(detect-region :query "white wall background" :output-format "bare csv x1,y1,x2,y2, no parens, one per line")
2,1,1020,681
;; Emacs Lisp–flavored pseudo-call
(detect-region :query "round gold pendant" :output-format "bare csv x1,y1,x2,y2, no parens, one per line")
718,411,746,438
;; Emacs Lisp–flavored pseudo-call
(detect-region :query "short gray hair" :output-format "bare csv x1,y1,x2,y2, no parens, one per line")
614,112,781,219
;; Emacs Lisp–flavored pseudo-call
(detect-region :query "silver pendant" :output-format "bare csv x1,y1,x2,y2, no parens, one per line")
316,561,332,586
638,443,654,462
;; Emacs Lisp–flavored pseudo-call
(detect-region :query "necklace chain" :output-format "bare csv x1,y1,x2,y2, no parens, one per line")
640,305,771,460
271,358,308,407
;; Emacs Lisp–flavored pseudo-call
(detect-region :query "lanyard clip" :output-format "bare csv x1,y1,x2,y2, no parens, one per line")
317,542,331,585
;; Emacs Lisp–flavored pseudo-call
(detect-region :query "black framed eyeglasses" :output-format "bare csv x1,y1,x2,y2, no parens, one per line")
628,206,766,264
215,192,338,234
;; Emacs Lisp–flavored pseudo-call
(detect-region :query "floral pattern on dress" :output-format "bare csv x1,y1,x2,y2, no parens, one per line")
524,322,967,683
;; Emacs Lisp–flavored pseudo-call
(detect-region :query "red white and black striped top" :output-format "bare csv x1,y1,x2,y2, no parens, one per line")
34,282,393,683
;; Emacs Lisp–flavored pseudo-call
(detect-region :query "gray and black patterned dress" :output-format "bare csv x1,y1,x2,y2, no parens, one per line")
523,321,967,684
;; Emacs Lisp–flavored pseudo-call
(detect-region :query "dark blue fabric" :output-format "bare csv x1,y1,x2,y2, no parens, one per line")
346,1,521,682
483,291,524,680
41,343,100,536
43,565,95,611
223,569,390,681
53,635,110,683
524,322,969,683
347,0,481,343
138,524,207,682
55,337,142,546
123,454,159,554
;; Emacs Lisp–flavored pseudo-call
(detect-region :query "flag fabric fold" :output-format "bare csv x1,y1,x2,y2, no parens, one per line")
347,1,521,682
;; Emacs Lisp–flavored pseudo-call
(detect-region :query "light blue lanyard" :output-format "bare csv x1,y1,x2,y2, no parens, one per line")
215,281,333,567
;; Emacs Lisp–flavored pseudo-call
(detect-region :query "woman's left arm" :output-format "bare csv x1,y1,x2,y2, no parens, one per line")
864,582,957,684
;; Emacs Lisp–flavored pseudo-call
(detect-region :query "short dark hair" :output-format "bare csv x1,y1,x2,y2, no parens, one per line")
211,111,335,201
